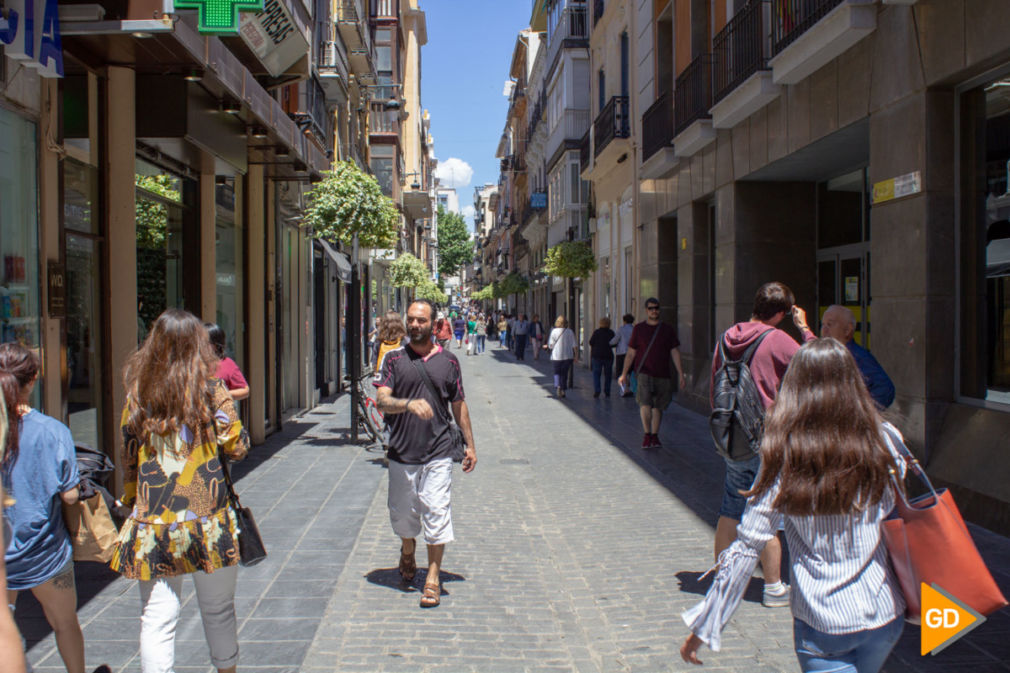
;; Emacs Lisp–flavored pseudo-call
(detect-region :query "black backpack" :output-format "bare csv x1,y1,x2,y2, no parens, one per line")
710,329,773,462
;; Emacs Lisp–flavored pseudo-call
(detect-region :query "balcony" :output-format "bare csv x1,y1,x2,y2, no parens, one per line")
593,96,629,157
587,95,630,179
369,102,399,136
546,109,590,168
673,54,716,157
337,1,372,60
547,5,589,75
640,91,677,179
711,0,779,129
579,129,591,175
372,0,398,18
769,0,876,85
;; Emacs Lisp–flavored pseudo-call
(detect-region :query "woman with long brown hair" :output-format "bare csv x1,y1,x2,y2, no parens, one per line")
110,309,249,673
681,338,907,673
1,343,88,673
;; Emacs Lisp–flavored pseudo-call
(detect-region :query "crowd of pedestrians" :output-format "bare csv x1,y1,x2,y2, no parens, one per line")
0,279,932,673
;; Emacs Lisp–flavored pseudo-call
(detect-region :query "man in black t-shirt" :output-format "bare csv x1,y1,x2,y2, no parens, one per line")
374,300,477,608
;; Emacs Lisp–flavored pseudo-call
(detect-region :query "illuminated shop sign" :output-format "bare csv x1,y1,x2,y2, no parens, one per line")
238,0,309,77
175,0,264,34
0,0,64,78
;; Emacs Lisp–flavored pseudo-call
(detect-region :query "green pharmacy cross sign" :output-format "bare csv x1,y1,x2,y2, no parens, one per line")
175,0,263,34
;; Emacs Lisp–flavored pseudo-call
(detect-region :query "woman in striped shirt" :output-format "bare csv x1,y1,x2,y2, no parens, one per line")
681,338,907,673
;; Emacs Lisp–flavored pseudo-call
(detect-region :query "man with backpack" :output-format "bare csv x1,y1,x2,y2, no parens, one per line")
709,281,814,608
617,298,686,449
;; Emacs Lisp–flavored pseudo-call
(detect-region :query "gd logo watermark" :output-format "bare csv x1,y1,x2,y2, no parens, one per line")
920,583,985,656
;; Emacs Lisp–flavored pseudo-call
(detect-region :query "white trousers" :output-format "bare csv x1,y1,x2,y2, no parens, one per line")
387,457,455,545
138,565,239,673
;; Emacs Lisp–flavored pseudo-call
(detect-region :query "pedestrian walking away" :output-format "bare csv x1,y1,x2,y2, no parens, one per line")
529,315,545,360
206,323,250,402
376,312,408,373
820,304,895,409
0,343,93,673
589,317,616,398
709,281,814,608
374,300,477,608
513,314,530,360
465,316,477,356
617,299,686,450
682,338,907,673
474,315,487,354
110,309,250,673
613,314,635,396
452,314,466,348
546,316,578,398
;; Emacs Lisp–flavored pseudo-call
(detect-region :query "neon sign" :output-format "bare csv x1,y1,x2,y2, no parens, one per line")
175,0,264,34
0,0,63,78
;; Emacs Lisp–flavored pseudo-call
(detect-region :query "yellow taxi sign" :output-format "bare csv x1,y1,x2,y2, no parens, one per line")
921,583,986,656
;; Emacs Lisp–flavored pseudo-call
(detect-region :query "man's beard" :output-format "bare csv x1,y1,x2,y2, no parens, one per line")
409,326,432,344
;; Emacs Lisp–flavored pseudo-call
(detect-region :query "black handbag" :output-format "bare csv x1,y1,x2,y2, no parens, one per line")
412,358,466,462
220,453,267,567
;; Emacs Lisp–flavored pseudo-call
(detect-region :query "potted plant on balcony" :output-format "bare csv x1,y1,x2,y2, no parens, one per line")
303,160,399,248
543,241,598,278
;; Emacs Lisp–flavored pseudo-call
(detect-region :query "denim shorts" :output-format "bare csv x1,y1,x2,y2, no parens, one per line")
719,453,762,519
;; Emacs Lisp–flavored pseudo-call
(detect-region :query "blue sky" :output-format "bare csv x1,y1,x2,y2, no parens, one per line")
421,0,533,228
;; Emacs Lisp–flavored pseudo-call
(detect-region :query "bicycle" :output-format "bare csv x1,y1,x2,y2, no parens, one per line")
350,369,385,445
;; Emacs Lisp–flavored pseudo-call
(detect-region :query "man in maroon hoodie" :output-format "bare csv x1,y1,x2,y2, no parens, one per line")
710,281,814,608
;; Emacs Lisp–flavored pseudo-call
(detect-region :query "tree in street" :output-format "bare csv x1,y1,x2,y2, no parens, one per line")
437,206,473,279
303,161,399,248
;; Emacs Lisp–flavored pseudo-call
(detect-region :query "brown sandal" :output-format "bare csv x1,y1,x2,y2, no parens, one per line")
398,546,416,582
419,582,440,608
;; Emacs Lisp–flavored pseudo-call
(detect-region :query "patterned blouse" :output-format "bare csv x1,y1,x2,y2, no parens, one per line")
109,379,249,580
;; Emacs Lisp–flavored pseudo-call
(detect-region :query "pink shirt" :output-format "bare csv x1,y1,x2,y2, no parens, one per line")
710,323,815,409
215,357,248,392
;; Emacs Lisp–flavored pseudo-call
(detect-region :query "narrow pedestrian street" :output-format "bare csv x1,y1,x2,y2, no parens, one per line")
20,346,1010,673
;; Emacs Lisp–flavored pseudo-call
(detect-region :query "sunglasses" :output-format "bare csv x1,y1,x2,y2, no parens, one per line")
646,305,660,311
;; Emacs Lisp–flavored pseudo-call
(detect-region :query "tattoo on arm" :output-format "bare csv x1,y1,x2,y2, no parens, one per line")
376,388,412,415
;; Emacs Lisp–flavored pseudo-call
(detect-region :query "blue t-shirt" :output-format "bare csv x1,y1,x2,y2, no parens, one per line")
2,410,79,590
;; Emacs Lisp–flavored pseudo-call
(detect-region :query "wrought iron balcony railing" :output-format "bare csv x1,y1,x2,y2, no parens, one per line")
593,95,630,158
642,90,673,161
579,129,591,173
713,0,770,104
674,54,714,136
771,0,843,56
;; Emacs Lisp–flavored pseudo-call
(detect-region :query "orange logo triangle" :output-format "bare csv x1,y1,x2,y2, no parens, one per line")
921,583,985,656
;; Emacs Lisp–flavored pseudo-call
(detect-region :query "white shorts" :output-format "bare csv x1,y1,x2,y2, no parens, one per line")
387,457,455,545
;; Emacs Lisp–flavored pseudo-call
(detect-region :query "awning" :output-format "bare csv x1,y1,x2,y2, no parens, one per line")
318,239,353,283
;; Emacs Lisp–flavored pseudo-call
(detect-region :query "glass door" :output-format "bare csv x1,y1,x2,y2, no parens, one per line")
817,247,870,347
64,158,104,451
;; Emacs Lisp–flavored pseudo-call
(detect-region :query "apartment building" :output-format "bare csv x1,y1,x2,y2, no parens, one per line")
612,0,1010,533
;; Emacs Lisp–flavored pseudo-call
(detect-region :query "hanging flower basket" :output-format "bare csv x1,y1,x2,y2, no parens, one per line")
543,241,597,278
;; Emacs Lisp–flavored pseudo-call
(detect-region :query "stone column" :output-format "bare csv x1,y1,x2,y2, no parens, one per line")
105,66,137,492
246,164,266,443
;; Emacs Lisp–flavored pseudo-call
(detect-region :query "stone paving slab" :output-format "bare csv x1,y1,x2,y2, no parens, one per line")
17,343,1010,672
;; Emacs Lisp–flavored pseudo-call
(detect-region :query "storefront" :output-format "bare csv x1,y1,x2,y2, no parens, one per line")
0,105,41,406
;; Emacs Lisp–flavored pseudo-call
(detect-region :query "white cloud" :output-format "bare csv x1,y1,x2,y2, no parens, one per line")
461,204,476,220
435,157,474,190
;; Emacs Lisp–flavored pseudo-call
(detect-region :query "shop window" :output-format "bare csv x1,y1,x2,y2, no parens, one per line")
135,159,193,340
216,179,244,369
960,73,1010,405
0,108,41,406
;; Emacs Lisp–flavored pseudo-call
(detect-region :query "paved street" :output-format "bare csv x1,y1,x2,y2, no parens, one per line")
18,343,1010,672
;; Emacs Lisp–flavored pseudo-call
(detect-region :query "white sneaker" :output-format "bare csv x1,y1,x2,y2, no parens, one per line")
762,582,790,608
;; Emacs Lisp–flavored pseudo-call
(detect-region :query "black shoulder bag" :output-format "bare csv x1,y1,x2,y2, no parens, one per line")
219,446,267,567
411,358,467,463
